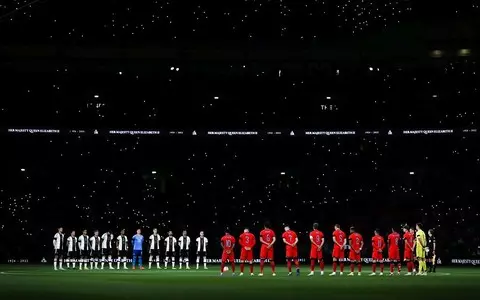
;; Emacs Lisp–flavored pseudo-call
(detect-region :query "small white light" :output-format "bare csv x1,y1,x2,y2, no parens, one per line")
432,95,438,98
118,71,122,75
214,96,219,99
21,169,25,172
170,67,174,70
326,96,331,100
176,68,180,71
369,67,373,71
152,171,157,174
409,172,415,175
94,95,99,98
280,172,286,175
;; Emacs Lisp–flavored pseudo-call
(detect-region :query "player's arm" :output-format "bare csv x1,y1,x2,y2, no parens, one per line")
320,237,325,248
269,236,276,247
432,237,436,254
53,234,57,248
282,237,291,247
333,236,339,247
342,237,347,249
292,237,298,247
381,239,386,250
252,236,256,247
360,240,364,251
310,235,319,248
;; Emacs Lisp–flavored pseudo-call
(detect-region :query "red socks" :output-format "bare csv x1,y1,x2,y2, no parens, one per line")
260,259,264,273
270,261,276,272
358,263,362,272
320,260,325,271
287,260,292,272
372,263,377,272
390,263,394,273
311,260,315,271
250,263,254,274
350,264,355,272
380,263,384,272
240,263,245,273
333,262,337,272
340,263,344,272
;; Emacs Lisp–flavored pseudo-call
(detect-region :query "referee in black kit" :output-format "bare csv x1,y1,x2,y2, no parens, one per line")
426,229,437,273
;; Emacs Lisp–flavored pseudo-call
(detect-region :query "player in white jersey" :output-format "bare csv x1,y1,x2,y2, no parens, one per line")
164,231,177,269
66,231,78,269
116,229,129,270
196,231,208,269
53,227,65,270
89,230,102,269
78,229,90,270
149,228,163,269
101,230,114,269
178,230,191,269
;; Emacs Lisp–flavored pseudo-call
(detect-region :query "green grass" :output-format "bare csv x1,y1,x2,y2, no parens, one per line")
0,265,479,300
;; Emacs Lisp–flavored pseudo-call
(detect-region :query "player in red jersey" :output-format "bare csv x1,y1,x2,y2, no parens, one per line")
348,226,364,276
387,228,401,275
403,226,415,275
258,222,276,276
282,225,300,276
308,222,325,276
370,229,385,276
220,228,236,276
330,224,347,276
238,227,256,276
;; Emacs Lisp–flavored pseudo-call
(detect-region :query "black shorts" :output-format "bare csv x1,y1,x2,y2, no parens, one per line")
80,250,90,257
150,249,161,256
54,249,64,256
165,250,175,257
197,251,207,257
67,251,78,258
91,250,101,258
102,248,113,256
180,249,189,258
118,250,128,257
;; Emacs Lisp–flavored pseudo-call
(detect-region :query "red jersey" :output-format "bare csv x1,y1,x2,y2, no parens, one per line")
239,232,256,248
221,235,236,251
282,230,298,248
387,232,400,250
403,232,414,250
372,235,385,251
333,229,346,249
310,230,324,247
348,232,363,251
260,229,275,245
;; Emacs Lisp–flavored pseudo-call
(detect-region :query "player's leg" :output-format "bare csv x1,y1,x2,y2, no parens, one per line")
164,252,169,268
66,252,70,269
117,252,121,269
171,252,176,268
286,256,292,274
379,258,384,274
108,254,113,269
179,251,183,269
339,254,345,273
203,252,208,269
357,259,362,274
229,254,236,273
239,251,245,274
220,253,226,274
59,253,64,270
149,252,153,269
196,252,200,269
156,255,161,269
53,251,58,270
138,251,143,269
432,254,437,272
293,249,300,275
371,259,377,274
101,250,106,269
332,257,338,274
72,252,77,269
249,259,254,275
132,250,137,269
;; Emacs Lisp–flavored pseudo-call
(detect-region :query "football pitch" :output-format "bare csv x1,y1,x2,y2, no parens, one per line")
0,265,479,300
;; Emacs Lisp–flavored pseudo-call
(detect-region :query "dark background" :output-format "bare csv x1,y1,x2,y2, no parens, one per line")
0,0,479,263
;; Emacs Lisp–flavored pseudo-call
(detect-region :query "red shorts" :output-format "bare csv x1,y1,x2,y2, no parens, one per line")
388,248,400,261
286,247,298,258
404,250,413,261
240,249,253,261
310,248,323,260
332,247,345,259
372,251,383,261
349,250,361,262
221,251,235,263
260,245,274,260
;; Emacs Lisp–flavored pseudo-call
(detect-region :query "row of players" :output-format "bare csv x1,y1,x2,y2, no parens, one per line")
53,228,209,271
53,222,436,276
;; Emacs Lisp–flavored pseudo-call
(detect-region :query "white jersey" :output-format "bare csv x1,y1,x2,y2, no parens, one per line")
164,236,177,252
196,236,208,252
67,236,78,252
178,236,191,250
78,235,90,251
53,232,65,250
149,234,162,250
101,233,114,249
117,235,128,251
90,236,102,251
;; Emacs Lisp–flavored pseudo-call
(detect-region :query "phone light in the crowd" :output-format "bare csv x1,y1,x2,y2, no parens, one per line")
214,96,219,99
20,169,25,172
326,96,331,100
152,171,157,174
280,172,286,175
458,49,471,57
410,171,415,175
94,95,99,98
431,50,443,58
369,67,373,71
